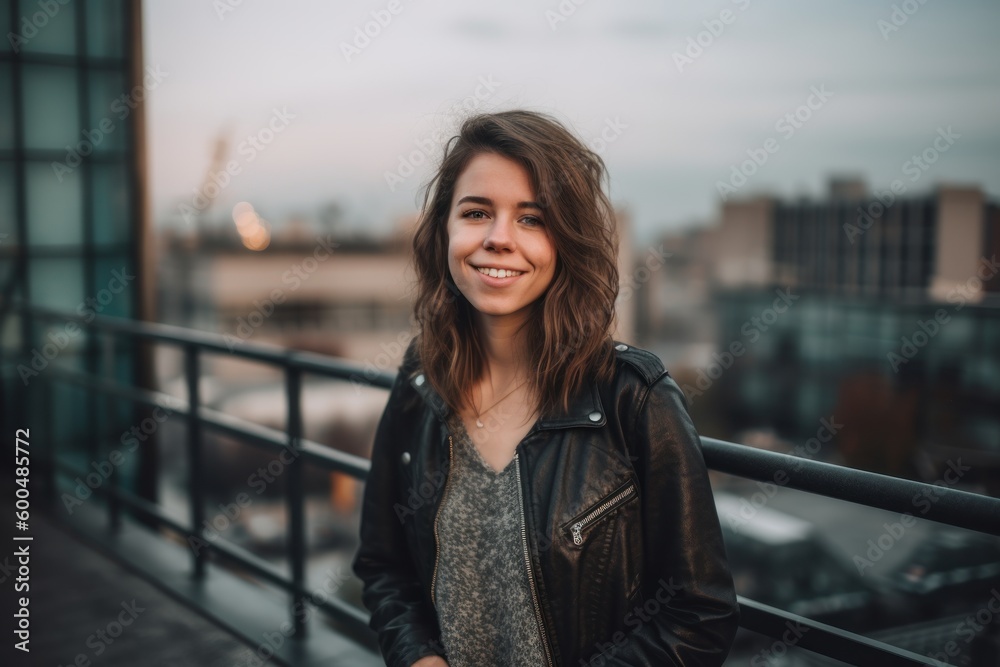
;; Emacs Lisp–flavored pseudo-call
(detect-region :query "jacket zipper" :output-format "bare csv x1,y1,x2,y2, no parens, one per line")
515,452,555,667
429,434,453,607
570,481,637,546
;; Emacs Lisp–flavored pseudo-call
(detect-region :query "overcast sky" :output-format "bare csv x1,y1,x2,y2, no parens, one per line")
143,0,1000,243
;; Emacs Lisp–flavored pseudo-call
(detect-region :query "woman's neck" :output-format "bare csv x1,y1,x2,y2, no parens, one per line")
474,310,531,388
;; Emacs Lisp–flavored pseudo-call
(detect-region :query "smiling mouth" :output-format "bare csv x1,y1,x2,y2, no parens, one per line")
475,266,525,278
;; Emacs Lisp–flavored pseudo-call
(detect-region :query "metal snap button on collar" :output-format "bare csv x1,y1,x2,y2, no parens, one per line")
414,374,425,386
401,451,411,464
588,411,602,422
614,343,628,351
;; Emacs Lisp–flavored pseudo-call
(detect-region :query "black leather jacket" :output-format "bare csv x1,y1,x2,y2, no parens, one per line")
353,339,740,666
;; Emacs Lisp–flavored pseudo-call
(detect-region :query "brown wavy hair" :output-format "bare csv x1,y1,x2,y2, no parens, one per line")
409,109,620,418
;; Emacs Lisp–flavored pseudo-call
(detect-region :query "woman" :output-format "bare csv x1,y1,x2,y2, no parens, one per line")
353,110,739,666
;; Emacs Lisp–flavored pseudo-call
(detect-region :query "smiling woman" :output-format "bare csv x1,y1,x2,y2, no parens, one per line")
447,153,557,325
353,110,740,667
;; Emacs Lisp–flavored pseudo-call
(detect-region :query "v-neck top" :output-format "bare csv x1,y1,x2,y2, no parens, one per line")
433,413,548,666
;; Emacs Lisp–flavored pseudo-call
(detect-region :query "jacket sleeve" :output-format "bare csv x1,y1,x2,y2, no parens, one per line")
352,360,446,667
604,371,740,666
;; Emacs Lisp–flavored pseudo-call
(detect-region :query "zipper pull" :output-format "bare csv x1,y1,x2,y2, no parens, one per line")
571,522,584,545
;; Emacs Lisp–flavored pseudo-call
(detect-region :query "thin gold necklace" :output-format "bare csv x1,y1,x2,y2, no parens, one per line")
472,377,529,428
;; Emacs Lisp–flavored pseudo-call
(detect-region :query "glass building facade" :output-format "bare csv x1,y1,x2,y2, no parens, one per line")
0,0,148,504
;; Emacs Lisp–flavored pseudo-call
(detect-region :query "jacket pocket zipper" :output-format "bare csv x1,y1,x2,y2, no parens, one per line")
569,481,637,546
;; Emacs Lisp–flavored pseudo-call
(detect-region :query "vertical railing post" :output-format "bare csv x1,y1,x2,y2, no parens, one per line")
185,344,206,579
102,332,121,530
285,364,307,637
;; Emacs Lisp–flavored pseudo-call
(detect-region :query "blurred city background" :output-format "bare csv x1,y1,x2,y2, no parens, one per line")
1,1,999,665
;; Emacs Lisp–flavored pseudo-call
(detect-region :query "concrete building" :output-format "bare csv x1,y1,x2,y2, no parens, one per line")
643,181,1000,487
711,182,999,302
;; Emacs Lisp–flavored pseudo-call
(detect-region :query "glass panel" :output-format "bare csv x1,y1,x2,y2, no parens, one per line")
0,3,10,52
26,160,83,247
51,384,94,460
88,69,127,153
0,161,16,245
0,305,21,353
28,257,84,311
22,64,80,151
92,160,130,246
16,0,77,56
86,0,125,59
0,64,13,148
93,256,134,319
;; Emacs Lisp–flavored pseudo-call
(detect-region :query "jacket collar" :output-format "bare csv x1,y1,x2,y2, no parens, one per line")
408,369,606,430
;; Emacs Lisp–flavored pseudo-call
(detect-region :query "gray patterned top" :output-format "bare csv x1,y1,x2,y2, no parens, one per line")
434,413,548,666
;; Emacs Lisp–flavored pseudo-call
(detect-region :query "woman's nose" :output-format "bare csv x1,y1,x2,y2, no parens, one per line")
483,215,515,251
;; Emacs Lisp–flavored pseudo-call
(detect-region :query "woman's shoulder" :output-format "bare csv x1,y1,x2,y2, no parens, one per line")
609,340,669,388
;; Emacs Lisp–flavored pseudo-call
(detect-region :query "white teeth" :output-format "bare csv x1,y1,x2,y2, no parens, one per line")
477,267,523,278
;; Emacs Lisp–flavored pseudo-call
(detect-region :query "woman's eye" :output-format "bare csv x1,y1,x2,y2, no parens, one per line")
521,216,543,227
462,210,488,220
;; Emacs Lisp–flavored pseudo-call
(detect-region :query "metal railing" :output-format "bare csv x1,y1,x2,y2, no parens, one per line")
5,303,1000,667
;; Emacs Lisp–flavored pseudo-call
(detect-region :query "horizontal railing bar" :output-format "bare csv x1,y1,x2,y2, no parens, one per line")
17,303,396,386
18,302,1000,663
53,458,371,631
703,438,1000,537
41,362,1000,538
299,439,372,480
197,409,371,478
207,535,301,591
44,364,189,415
60,454,947,665
37,365,371,479
737,597,947,667
53,458,192,537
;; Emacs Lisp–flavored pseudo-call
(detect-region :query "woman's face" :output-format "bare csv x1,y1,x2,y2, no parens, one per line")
446,152,557,323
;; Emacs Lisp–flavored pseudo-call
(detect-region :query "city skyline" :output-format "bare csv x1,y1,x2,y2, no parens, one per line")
144,0,1000,244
